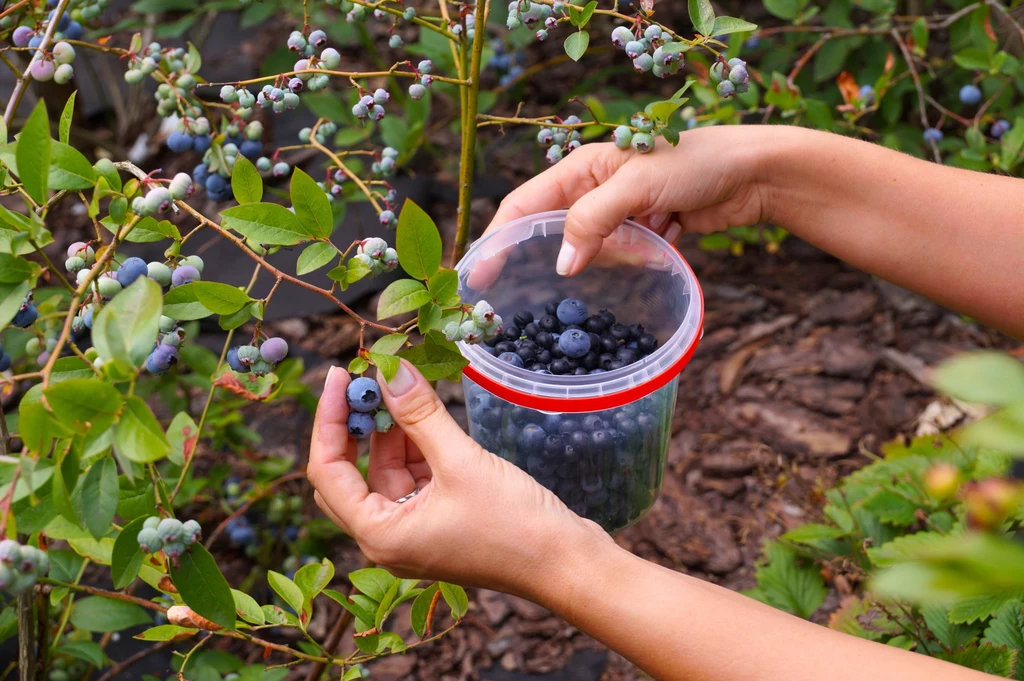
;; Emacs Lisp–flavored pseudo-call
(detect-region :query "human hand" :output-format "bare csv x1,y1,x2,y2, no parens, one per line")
486,125,781,276
307,360,612,596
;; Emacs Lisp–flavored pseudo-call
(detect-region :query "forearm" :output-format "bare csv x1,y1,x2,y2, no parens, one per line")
530,535,989,681
756,127,1024,339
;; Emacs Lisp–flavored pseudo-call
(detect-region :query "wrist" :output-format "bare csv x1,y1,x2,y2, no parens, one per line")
746,125,824,227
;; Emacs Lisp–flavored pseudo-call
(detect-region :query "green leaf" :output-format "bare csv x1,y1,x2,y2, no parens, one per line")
699,233,733,251
0,253,36,283
369,352,399,382
763,0,807,20
579,0,597,25
348,568,396,602
131,0,197,10
169,544,236,630
44,379,122,433
135,624,197,641
951,592,1024,625
911,17,929,53
221,203,312,246
371,334,408,356
410,583,439,637
427,269,459,305
71,457,118,539
231,155,262,204
348,356,369,374
112,216,180,244
688,0,715,35
323,589,375,627
295,558,334,607
563,31,589,61
921,605,984,651
417,302,442,333
54,641,105,668
982,600,1024,679
51,446,79,523
867,531,946,567
92,277,162,369
111,516,148,589
711,16,758,36
268,570,306,618
0,281,30,328
439,582,468,619
933,352,1024,406
232,589,265,625
163,284,213,321
377,279,431,319
48,142,97,190
291,168,333,239
752,543,826,618
938,643,1017,677
16,101,50,204
396,199,442,280
374,579,401,629
954,48,990,71
185,40,201,72
114,396,171,464
59,92,77,145
398,342,468,381
71,597,152,632
191,281,251,315
296,242,337,275
166,411,198,467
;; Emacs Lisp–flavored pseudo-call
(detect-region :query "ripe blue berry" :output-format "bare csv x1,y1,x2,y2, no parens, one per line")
497,352,525,368
556,298,588,325
347,412,374,438
12,304,38,328
12,26,34,47
118,257,148,288
347,376,383,412
991,119,1011,138
171,265,200,287
260,337,288,363
923,127,944,144
959,84,982,105
240,139,262,159
167,131,193,153
227,347,250,373
558,328,591,358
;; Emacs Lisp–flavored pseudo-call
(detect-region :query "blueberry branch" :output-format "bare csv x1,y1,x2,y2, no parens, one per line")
347,0,458,39
37,578,169,613
2,0,72,127
890,28,941,163
308,120,383,212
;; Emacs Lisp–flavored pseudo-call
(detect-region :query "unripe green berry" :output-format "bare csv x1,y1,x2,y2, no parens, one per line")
251,359,274,376
631,132,655,153
143,516,160,530
157,518,184,544
612,125,632,150
163,542,186,559
148,262,173,287
181,255,204,273
136,527,161,553
374,410,395,433
97,277,122,298
65,256,85,272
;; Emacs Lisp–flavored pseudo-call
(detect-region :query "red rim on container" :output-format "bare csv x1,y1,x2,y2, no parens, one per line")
456,211,704,413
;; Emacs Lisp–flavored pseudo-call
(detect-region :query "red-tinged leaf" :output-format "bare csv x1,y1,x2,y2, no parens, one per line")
983,12,997,42
97,35,112,45
836,71,858,106
211,367,279,401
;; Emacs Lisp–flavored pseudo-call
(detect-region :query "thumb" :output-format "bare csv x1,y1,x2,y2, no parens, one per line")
557,166,652,277
377,359,476,468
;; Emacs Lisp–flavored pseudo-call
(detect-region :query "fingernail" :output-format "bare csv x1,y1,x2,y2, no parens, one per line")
556,241,577,276
383,360,416,396
325,365,339,388
649,213,669,230
664,222,682,244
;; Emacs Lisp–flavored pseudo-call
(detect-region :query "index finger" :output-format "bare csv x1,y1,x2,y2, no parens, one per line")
307,366,371,526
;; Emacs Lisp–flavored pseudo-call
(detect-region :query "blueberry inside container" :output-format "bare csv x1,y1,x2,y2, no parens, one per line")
455,210,703,532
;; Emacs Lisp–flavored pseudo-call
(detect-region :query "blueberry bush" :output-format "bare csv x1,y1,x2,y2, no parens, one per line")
0,0,755,677
746,352,1024,677
0,0,1022,677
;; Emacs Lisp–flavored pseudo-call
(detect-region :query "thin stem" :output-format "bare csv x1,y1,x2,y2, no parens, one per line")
38,578,169,613
349,0,457,38
203,68,468,89
891,28,940,163
309,125,383,213
450,0,490,267
0,1,29,21
3,0,72,127
94,640,178,681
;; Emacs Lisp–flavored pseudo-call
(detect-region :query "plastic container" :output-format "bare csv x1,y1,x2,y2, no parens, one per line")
454,210,703,532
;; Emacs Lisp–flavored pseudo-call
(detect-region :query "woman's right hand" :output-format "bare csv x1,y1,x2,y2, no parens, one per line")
485,125,786,276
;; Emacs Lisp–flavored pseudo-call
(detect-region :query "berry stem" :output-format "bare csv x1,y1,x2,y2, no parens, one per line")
309,120,383,213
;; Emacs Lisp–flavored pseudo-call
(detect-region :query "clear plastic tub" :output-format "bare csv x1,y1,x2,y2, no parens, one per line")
454,210,703,532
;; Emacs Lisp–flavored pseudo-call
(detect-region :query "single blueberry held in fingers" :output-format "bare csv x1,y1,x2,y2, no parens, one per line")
346,376,383,412
347,412,375,438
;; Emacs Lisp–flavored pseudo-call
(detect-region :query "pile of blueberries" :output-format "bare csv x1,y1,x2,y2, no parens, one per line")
466,384,669,532
481,298,659,375
465,298,670,531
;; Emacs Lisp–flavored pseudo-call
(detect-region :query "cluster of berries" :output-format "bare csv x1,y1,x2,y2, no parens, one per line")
123,41,163,85
23,337,58,368
226,337,289,377
488,39,526,87
481,298,659,376
312,163,353,204
346,376,396,438
611,113,656,154
136,516,202,561
0,539,50,596
709,57,750,98
351,237,400,276
611,24,685,78
536,118,583,164
46,651,89,681
298,120,338,148
352,87,391,121
3,0,93,40
9,27,78,85
466,385,669,531
143,314,189,374
225,516,257,549
165,117,213,154
443,300,504,345
129,173,195,216
127,43,205,121
506,0,564,37
266,493,305,530
372,147,401,178
409,61,435,100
